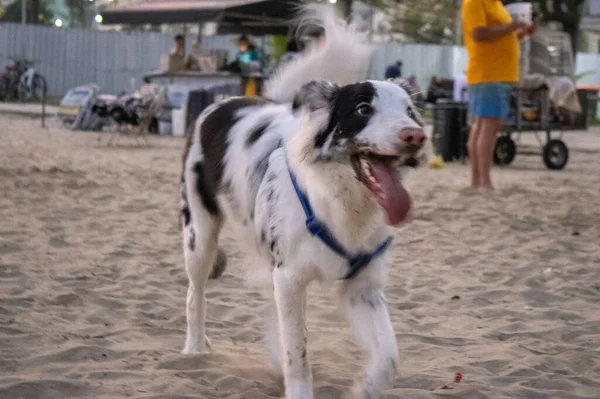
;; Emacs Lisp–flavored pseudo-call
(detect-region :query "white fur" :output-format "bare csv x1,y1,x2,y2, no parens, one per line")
264,4,372,104
180,5,426,399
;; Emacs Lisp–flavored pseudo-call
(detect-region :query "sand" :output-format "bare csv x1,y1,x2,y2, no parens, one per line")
1,114,599,399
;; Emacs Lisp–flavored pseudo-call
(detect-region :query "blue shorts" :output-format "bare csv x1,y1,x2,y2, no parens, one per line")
468,82,512,119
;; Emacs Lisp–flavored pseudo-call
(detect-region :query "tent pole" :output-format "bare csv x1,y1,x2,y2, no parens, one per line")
21,0,26,24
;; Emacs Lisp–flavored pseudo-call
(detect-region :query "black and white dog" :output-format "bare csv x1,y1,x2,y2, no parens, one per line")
180,6,426,399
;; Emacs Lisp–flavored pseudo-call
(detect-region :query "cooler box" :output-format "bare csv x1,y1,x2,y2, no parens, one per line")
172,109,186,136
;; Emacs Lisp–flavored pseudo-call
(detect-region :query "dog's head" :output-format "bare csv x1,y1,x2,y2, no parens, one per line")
292,79,427,226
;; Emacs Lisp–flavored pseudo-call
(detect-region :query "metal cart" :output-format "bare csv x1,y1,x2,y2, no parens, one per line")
493,86,586,170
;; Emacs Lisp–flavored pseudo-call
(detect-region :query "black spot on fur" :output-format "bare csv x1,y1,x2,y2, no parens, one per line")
179,177,191,228
181,123,195,171
301,348,307,358
404,157,419,168
276,261,282,268
407,106,423,127
287,351,292,367
292,97,302,111
254,156,270,187
188,227,196,251
246,117,273,147
260,229,266,244
314,81,376,149
361,293,377,309
200,97,268,190
270,240,276,251
193,162,220,215
182,207,191,227
222,179,233,193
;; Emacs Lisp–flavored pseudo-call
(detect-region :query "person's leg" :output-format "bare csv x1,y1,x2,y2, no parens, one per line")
473,83,511,190
476,117,503,189
467,116,482,188
467,84,482,188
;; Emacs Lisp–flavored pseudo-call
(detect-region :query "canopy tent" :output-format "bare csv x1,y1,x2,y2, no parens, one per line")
100,0,305,36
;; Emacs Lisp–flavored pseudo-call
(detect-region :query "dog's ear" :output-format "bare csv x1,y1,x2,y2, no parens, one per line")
292,80,339,112
387,78,414,96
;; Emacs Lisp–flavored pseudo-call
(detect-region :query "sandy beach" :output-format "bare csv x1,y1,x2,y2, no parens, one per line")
1,113,599,399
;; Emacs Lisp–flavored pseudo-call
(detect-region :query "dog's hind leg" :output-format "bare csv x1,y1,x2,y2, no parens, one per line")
181,168,223,355
339,271,399,399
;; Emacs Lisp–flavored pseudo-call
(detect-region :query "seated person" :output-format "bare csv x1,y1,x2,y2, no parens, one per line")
186,41,203,71
170,35,185,57
426,76,446,104
385,61,402,80
235,35,262,68
223,35,263,74
136,77,155,101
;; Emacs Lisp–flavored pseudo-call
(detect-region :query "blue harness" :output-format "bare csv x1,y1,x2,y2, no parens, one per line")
288,170,393,280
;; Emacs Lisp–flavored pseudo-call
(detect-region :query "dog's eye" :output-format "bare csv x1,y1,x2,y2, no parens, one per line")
355,103,374,117
407,107,415,119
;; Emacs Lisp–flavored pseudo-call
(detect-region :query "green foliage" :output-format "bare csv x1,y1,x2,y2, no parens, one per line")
372,0,459,44
0,0,53,25
575,70,595,81
65,0,96,29
307,0,459,44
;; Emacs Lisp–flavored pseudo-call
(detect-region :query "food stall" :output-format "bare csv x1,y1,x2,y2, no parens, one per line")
100,0,303,134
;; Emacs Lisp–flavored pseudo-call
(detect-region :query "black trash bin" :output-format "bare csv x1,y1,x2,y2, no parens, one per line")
185,90,215,131
432,101,469,162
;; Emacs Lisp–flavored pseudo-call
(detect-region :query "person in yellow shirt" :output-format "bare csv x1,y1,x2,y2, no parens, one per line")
462,0,533,190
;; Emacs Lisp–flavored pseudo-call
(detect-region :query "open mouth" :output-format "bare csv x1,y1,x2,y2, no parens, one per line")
351,153,417,226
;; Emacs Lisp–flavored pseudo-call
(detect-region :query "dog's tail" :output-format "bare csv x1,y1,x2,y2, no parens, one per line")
264,4,372,104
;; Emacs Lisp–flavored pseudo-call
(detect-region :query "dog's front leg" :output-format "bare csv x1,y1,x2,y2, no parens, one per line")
272,267,313,399
341,277,399,399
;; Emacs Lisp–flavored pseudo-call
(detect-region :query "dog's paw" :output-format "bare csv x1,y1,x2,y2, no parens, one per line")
346,381,383,399
181,335,212,355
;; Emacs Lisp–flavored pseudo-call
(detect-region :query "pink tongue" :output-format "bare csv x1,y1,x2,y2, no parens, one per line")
368,159,411,226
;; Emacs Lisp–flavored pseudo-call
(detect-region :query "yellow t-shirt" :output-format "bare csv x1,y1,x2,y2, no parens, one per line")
462,0,520,85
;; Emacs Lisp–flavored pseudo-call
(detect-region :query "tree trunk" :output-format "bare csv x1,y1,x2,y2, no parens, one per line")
563,22,578,61
30,0,40,24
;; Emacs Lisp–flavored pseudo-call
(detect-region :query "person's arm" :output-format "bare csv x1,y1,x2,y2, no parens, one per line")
472,20,528,42
516,24,536,39
462,0,528,42
251,48,262,64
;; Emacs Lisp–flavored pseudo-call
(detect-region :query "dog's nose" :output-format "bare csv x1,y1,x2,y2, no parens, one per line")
399,127,426,147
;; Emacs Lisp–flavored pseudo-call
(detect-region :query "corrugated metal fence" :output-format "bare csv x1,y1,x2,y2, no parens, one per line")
0,23,176,96
1,23,599,97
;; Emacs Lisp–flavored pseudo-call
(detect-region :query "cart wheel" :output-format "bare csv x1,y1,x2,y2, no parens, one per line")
543,139,569,170
494,135,517,166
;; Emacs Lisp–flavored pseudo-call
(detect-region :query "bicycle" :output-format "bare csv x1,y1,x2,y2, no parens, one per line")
18,59,46,102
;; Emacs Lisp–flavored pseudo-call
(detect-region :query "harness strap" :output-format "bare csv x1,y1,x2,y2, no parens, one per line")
288,170,392,280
